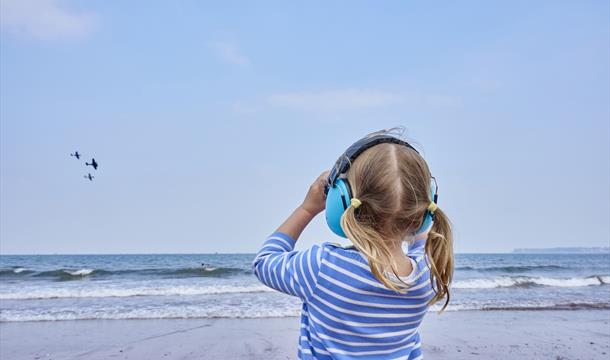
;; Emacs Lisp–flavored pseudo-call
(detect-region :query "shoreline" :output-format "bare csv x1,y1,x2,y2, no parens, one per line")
2,304,610,324
1,310,609,359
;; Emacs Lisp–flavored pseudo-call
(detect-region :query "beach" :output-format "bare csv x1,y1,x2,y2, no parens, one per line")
1,253,609,358
1,310,608,360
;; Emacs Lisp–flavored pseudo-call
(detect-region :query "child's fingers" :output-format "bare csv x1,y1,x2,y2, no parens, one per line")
314,171,329,189
318,171,330,184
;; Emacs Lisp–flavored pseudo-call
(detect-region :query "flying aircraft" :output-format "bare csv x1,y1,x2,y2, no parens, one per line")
70,151,81,159
85,158,98,170
84,173,94,181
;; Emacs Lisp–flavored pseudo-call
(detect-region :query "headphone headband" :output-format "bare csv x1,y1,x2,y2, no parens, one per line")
324,134,419,194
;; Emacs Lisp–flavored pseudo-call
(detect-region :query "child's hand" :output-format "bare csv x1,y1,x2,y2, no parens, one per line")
300,171,330,216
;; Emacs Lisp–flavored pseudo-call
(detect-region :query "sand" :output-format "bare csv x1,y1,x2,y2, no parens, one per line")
1,310,609,359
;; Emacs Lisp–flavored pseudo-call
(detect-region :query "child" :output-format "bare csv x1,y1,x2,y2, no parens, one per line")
253,129,454,359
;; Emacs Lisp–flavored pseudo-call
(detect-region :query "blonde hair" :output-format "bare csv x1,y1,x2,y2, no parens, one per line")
340,136,454,311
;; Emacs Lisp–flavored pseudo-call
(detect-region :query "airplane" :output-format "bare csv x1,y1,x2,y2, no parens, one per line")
70,151,81,159
85,158,98,170
84,173,94,181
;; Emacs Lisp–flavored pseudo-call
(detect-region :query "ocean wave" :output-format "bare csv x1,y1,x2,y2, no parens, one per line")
478,303,610,311
456,265,567,272
31,269,108,281
429,301,610,312
65,268,95,276
164,267,246,277
3,301,608,322
453,275,610,289
0,305,301,322
1,266,248,281
0,284,273,300
0,267,35,276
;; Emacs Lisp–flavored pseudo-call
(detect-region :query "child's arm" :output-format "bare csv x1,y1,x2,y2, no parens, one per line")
252,171,328,300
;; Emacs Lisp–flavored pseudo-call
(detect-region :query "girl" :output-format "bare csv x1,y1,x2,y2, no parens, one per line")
253,129,454,359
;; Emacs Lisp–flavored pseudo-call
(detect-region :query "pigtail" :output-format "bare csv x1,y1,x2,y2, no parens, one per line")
424,207,454,311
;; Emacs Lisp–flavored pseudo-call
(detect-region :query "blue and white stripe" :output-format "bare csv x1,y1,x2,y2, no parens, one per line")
253,232,434,359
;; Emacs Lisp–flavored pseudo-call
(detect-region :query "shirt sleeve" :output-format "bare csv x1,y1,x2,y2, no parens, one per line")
252,232,323,300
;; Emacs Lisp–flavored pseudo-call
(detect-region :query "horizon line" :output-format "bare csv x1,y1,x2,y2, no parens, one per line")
1,250,602,256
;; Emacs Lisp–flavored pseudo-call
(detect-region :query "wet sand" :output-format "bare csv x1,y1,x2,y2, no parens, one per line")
1,310,609,359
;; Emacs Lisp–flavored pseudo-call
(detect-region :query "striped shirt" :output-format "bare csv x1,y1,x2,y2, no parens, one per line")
253,232,434,360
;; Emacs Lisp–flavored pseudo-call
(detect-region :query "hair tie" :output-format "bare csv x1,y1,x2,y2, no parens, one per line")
427,202,438,213
350,198,362,208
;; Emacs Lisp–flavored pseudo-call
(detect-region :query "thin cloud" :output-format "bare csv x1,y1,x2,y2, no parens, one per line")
233,89,460,114
0,0,97,41
210,42,250,66
267,89,404,111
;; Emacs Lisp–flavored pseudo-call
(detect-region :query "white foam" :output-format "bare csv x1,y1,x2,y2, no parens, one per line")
13,268,27,274
0,300,301,322
4,300,607,322
65,269,95,276
453,276,608,289
0,284,273,300
534,277,602,287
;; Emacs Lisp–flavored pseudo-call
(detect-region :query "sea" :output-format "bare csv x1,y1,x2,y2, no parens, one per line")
1,253,609,322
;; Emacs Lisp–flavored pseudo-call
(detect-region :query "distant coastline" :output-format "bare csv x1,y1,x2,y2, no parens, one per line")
513,247,610,254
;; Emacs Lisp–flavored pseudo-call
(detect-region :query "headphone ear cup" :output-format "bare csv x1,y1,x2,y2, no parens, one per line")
416,212,433,235
415,179,438,235
325,179,351,238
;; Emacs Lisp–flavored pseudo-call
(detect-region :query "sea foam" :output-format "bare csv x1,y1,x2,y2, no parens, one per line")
65,269,95,276
0,284,273,300
453,275,608,289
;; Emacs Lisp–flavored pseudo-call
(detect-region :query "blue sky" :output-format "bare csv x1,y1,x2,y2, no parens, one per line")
1,0,608,254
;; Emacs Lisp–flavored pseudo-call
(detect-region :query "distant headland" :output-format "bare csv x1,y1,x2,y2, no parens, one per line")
512,247,610,254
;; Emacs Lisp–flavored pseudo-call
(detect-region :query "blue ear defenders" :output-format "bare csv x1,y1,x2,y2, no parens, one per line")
324,134,438,238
